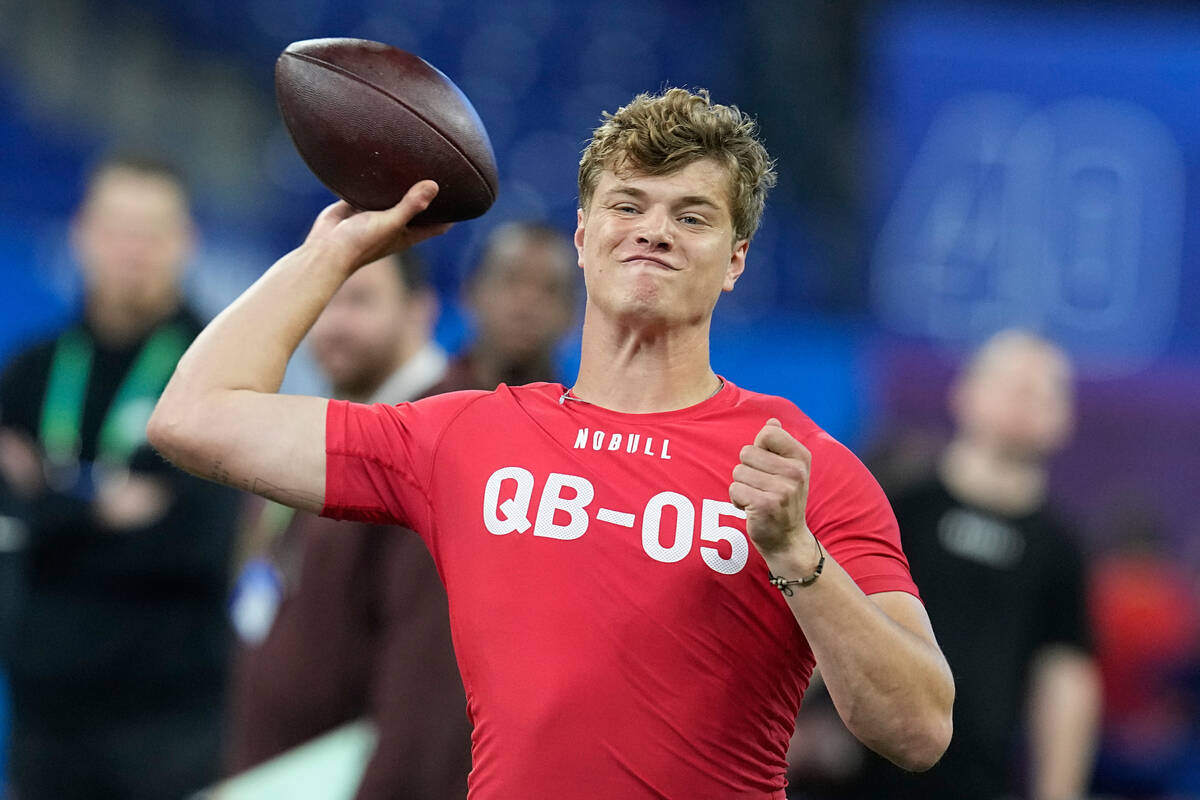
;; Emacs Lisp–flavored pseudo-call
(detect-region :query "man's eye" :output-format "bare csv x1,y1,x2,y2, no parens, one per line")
616,205,638,214
680,215,704,225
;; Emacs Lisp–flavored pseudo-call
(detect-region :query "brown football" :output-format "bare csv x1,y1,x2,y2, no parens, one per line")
275,38,498,223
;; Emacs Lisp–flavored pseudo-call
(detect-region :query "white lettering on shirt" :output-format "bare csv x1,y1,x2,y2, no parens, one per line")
937,509,1026,569
571,428,672,460
483,467,534,535
596,507,635,527
480,467,750,575
534,473,594,540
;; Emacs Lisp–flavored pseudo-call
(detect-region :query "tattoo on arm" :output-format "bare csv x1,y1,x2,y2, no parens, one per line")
202,460,322,509
207,460,252,493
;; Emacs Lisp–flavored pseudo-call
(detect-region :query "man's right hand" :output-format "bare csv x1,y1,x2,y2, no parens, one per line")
304,180,453,272
0,429,44,500
149,179,460,512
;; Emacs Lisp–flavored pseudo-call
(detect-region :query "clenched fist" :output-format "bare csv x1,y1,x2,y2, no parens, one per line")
729,418,814,557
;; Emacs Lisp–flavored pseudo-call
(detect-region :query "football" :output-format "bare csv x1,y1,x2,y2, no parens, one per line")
275,38,499,223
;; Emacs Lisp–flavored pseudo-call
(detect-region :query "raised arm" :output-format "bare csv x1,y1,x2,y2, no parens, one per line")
730,419,955,772
147,181,448,512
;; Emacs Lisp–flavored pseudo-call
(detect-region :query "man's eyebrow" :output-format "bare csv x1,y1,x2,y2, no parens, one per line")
604,186,648,200
675,194,721,210
603,186,722,210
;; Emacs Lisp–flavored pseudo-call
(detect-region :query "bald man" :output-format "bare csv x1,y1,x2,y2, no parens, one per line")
859,330,1102,800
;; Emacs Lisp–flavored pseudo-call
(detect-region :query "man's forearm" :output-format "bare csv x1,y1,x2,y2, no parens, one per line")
1029,646,1101,800
168,240,353,399
148,186,444,510
155,185,442,412
763,540,954,772
147,239,352,495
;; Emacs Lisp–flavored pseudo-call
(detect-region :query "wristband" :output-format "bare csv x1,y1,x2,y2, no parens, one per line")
768,537,825,596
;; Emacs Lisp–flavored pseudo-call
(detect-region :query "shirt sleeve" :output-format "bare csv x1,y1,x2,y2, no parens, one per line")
804,432,920,599
1037,523,1094,653
322,391,487,533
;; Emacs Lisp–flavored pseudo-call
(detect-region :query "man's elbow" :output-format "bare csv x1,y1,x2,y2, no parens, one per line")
146,396,207,472
893,651,957,771
855,687,954,772
887,714,953,772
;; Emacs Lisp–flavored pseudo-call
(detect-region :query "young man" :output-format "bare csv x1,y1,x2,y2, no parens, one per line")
0,155,237,800
149,88,954,798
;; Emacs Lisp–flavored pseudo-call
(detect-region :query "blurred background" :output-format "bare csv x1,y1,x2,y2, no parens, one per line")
1,0,1198,797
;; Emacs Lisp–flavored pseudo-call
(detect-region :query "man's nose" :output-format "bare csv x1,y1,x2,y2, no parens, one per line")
635,208,673,249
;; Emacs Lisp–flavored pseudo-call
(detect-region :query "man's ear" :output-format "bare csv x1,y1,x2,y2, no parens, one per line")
723,239,749,292
574,208,586,270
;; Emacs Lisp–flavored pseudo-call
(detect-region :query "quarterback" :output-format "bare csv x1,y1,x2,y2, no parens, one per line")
149,88,953,798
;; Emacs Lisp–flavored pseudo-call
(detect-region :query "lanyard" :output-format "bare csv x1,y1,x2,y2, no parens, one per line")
254,501,298,551
231,500,299,644
39,322,189,468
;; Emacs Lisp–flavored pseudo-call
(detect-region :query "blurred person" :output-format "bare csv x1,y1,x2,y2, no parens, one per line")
857,329,1102,800
148,88,954,798
0,473,30,661
438,221,579,390
1088,505,1200,798
0,154,238,800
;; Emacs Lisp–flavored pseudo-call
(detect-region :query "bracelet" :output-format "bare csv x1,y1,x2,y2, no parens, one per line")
768,537,825,596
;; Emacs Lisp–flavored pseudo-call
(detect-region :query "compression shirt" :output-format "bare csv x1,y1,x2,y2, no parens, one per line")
323,380,917,799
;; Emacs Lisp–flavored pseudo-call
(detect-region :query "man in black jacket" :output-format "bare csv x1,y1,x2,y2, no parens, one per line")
0,154,238,800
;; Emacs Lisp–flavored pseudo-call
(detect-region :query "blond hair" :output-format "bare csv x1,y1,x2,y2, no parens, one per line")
578,88,777,242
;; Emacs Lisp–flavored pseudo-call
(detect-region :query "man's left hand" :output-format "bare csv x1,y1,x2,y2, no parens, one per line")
729,418,813,556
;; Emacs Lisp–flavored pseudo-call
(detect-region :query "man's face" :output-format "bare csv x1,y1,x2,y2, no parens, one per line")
954,341,1075,460
470,237,576,363
310,257,424,398
574,158,748,329
72,168,193,314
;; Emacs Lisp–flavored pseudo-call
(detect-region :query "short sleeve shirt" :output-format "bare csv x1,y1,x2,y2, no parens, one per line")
323,380,917,799
864,476,1092,798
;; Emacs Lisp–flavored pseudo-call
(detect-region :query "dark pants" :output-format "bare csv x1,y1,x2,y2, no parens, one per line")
9,703,221,800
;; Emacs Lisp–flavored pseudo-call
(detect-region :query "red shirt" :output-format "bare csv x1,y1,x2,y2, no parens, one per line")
323,380,917,799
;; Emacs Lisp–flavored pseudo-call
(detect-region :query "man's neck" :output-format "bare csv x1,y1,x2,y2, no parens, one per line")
86,297,178,348
938,438,1049,517
570,314,721,413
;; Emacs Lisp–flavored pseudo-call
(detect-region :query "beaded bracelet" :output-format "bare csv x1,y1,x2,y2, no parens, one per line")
767,538,825,596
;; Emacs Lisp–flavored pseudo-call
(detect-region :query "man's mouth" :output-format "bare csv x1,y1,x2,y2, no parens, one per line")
622,255,677,270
